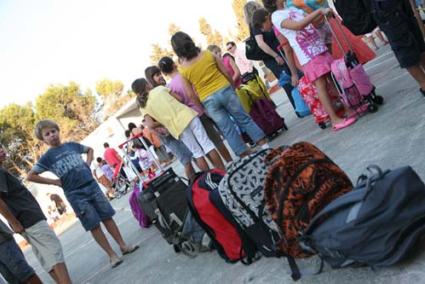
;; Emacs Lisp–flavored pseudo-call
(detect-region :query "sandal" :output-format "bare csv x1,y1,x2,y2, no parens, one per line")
332,117,357,132
121,245,140,255
420,88,425,97
110,256,123,268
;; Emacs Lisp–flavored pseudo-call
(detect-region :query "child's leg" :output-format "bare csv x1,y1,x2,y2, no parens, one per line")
102,218,127,251
50,262,71,284
188,117,225,170
179,124,210,171
314,75,345,125
90,225,119,258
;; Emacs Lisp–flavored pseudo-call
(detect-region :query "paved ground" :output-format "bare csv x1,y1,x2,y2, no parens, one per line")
24,46,425,284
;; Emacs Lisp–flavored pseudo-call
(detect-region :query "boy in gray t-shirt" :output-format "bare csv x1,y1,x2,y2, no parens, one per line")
0,219,42,284
27,120,139,269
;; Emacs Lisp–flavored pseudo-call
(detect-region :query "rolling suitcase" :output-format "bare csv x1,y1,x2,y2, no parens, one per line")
327,17,384,113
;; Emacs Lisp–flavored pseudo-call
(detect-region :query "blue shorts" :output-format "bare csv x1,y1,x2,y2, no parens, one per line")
0,239,35,284
158,134,193,165
67,184,115,231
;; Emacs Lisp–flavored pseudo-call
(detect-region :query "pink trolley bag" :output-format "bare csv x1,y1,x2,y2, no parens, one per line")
327,17,384,114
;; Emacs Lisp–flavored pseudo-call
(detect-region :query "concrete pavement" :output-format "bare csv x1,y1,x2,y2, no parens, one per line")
25,46,425,284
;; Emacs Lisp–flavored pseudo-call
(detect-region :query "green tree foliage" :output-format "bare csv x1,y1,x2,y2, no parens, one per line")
150,43,174,65
35,81,98,141
198,17,225,47
232,0,249,41
0,103,37,176
95,79,134,119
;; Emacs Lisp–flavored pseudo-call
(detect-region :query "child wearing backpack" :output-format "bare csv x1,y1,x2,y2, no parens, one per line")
261,1,357,131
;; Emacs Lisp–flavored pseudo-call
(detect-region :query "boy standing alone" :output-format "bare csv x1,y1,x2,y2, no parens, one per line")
27,120,138,268
0,146,71,284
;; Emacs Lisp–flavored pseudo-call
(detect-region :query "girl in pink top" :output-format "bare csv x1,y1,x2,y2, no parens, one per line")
208,45,242,89
262,1,356,131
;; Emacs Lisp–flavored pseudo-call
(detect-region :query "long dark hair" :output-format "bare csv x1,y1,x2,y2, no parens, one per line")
144,66,161,87
131,78,149,108
262,0,278,13
171,32,200,60
252,8,270,30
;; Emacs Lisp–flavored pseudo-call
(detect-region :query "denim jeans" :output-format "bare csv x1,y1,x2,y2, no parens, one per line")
203,86,265,156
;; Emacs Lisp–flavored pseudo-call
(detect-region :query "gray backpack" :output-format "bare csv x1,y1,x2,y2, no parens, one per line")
218,149,281,257
300,165,425,272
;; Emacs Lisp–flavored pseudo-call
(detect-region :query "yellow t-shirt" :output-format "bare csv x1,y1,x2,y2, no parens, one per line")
180,51,230,102
140,86,197,139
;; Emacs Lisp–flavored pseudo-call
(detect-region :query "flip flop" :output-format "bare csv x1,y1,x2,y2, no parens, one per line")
121,245,140,255
332,117,357,132
110,257,123,268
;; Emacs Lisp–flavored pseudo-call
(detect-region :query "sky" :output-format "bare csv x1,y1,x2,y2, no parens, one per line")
0,0,238,107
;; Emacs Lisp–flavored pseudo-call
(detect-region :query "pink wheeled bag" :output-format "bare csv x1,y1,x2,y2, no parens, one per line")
327,17,384,113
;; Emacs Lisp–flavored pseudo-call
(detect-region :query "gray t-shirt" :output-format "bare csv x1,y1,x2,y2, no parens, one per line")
32,142,95,195
0,168,46,228
0,219,13,244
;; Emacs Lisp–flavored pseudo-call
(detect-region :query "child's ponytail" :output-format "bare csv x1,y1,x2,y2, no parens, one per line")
131,78,149,108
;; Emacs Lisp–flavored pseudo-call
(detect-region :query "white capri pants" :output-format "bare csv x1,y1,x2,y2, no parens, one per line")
179,116,216,159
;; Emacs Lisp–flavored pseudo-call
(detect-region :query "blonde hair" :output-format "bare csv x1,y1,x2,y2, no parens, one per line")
34,120,60,140
207,44,221,54
243,1,263,27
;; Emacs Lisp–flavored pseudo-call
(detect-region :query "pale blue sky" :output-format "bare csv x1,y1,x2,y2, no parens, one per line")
0,0,237,107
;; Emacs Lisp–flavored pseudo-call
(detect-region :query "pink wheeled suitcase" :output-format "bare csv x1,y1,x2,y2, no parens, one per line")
327,17,384,113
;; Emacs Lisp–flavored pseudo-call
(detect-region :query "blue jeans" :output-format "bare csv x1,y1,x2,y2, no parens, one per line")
0,239,35,284
67,183,116,231
203,86,265,156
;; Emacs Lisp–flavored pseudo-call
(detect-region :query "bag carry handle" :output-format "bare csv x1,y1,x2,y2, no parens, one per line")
285,256,324,281
324,15,354,56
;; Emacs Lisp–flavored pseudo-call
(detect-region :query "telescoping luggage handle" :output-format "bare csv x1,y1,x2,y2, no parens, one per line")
324,15,354,57
118,133,164,180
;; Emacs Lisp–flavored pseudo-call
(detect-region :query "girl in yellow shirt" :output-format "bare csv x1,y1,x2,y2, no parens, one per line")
171,32,269,157
131,78,225,171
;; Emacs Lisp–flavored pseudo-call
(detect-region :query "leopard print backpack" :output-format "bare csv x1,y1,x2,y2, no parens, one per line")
264,142,353,258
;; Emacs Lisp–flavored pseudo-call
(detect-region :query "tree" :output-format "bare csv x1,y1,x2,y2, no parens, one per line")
149,43,174,65
35,81,98,141
168,22,181,36
95,79,135,119
199,17,225,47
0,103,37,176
232,0,249,41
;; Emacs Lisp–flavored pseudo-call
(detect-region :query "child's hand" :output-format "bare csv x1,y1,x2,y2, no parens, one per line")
291,74,299,87
275,56,285,65
52,179,62,187
9,219,24,234
320,8,333,17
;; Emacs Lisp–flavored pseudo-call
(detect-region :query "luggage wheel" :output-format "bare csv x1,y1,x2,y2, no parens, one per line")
367,103,378,113
318,122,327,129
371,93,384,105
180,241,198,258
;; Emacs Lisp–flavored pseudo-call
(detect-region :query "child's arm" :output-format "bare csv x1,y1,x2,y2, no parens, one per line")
281,8,330,31
26,171,62,187
255,34,283,65
0,197,24,233
280,44,299,86
86,147,94,167
181,78,203,109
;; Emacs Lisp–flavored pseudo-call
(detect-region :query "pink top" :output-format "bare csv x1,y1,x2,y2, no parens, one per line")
168,73,204,116
234,47,254,74
103,147,121,167
223,56,242,88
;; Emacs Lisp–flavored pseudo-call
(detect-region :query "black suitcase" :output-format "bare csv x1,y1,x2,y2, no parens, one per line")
138,168,188,241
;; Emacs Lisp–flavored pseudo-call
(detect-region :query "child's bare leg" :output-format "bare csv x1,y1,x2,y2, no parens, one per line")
216,142,232,163
50,262,71,284
206,149,225,170
90,225,119,258
102,218,127,251
194,157,209,171
314,76,344,126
